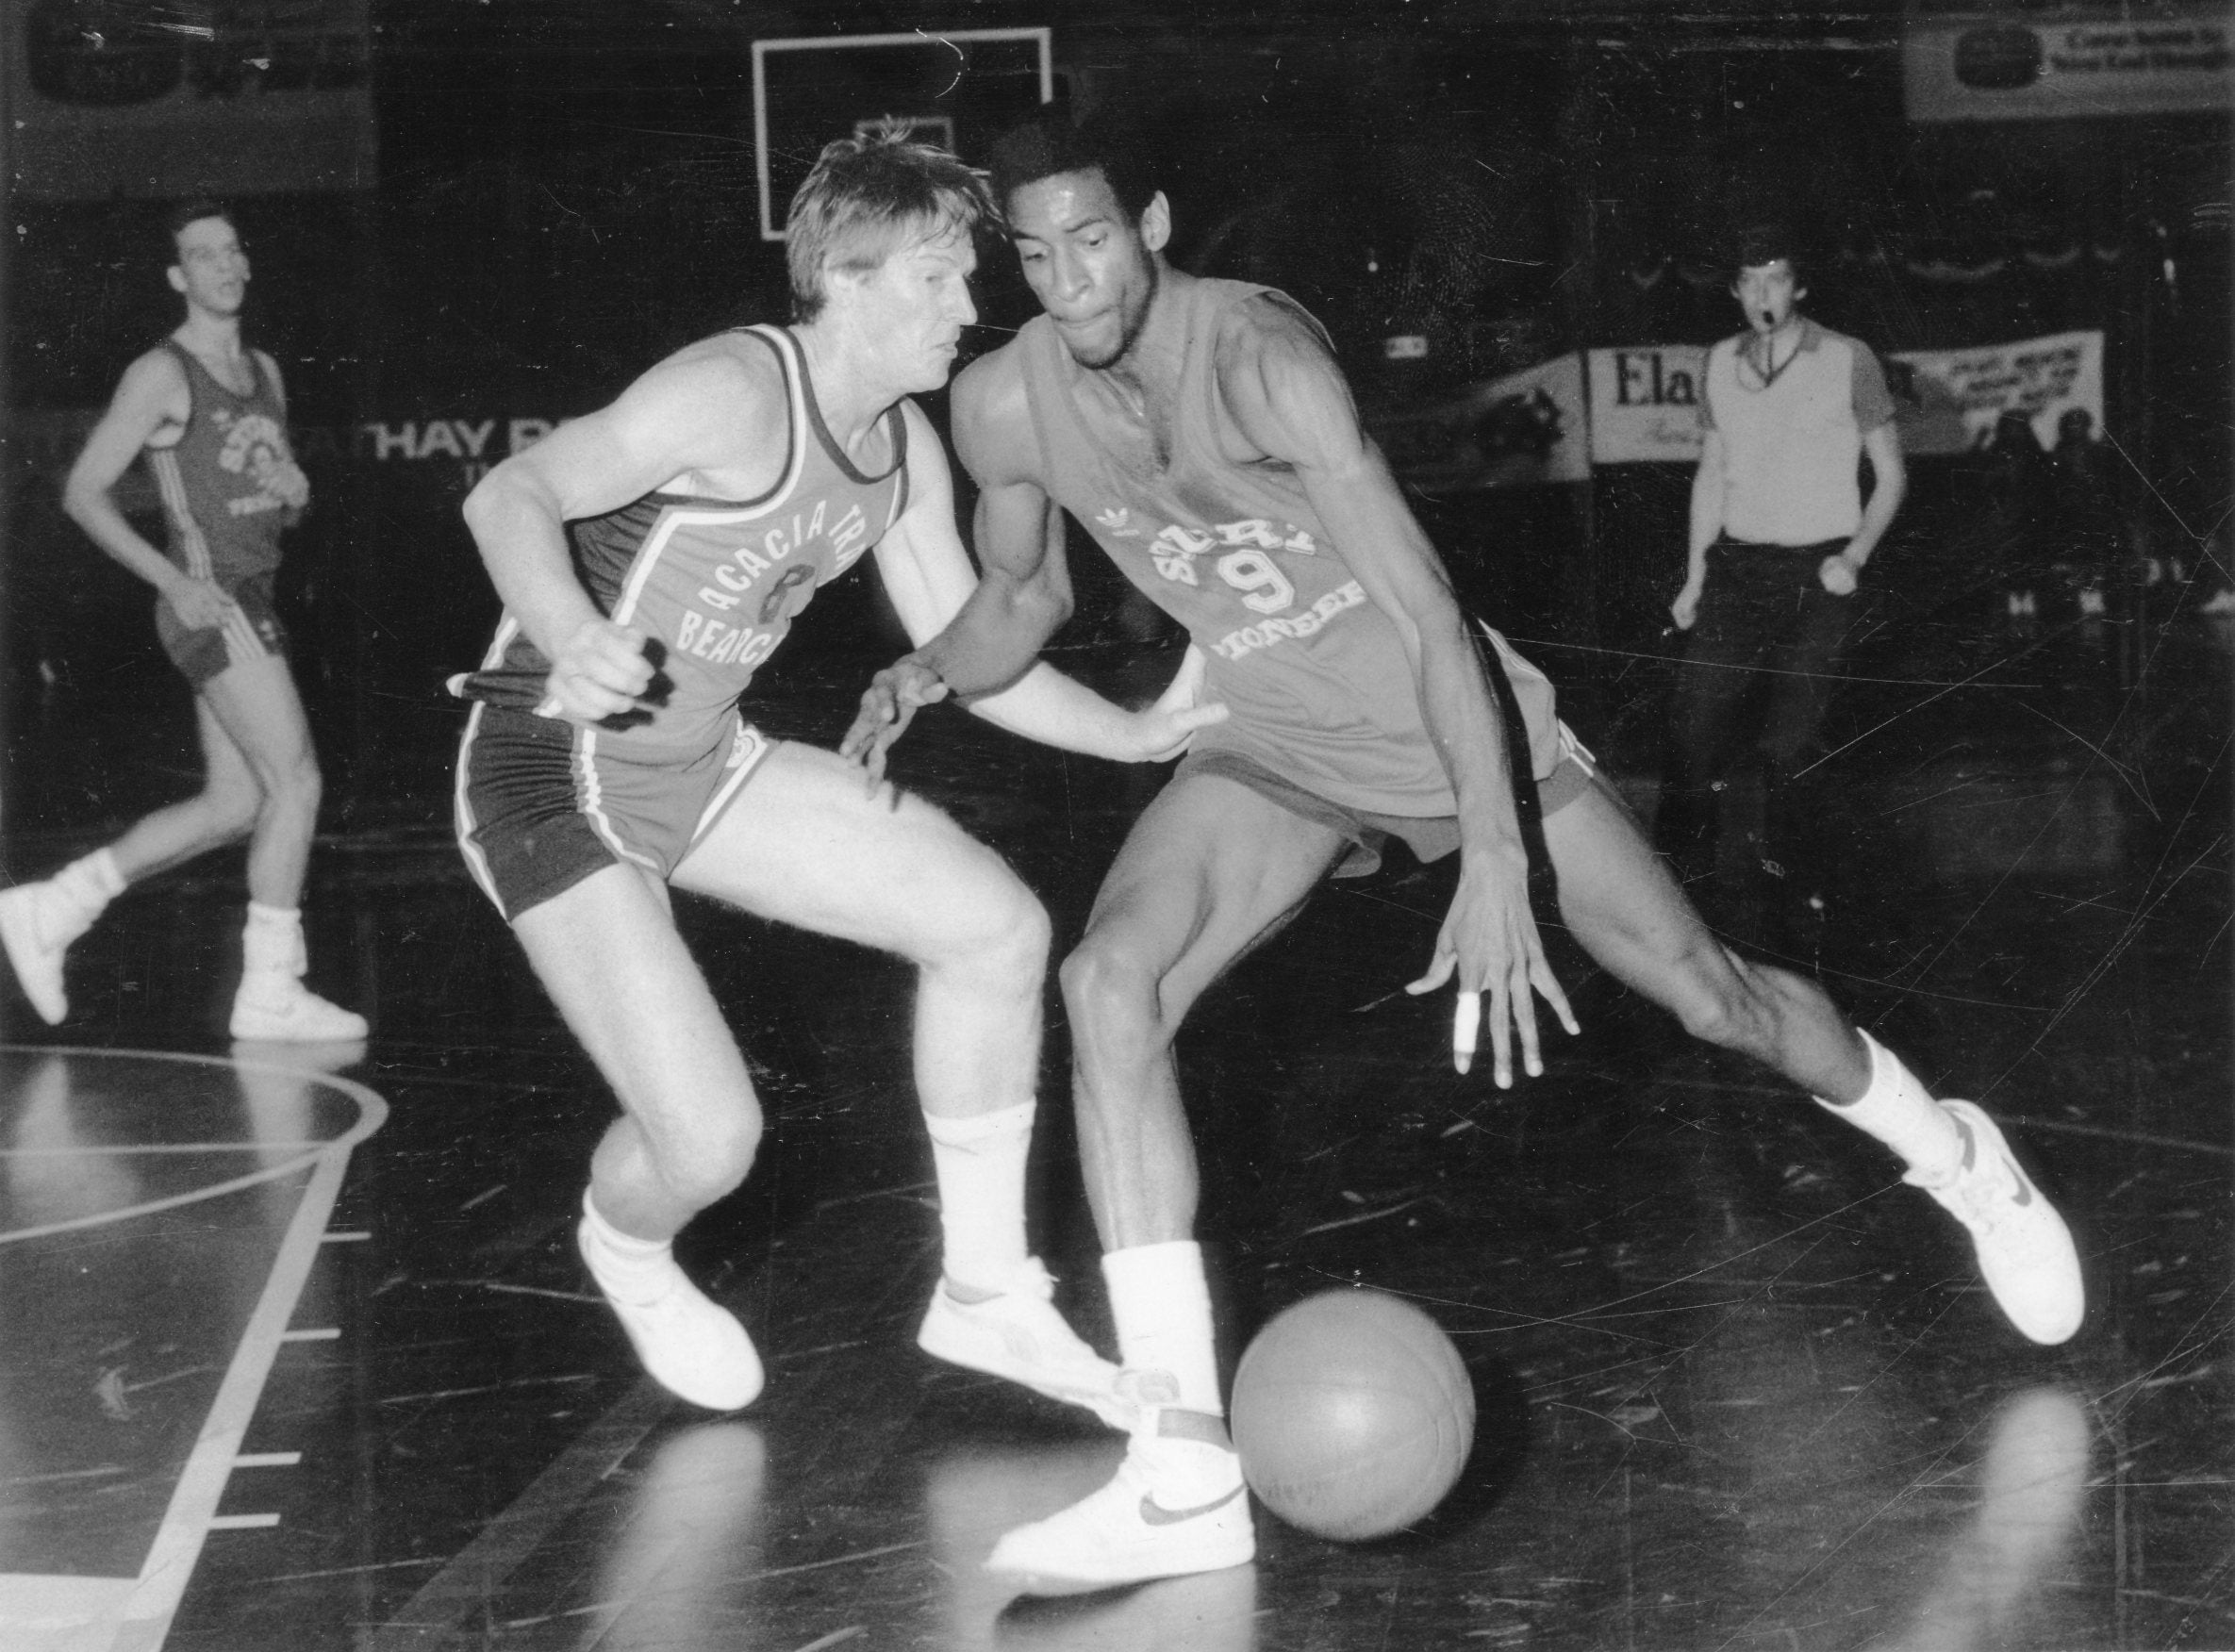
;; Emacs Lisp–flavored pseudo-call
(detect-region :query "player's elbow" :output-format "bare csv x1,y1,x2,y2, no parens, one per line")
59,470,105,528
1019,578,1073,636
460,461,536,543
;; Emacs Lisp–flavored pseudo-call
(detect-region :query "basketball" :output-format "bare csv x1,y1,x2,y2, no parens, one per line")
1229,1288,1475,1542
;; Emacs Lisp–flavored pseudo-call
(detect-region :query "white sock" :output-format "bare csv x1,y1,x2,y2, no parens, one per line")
1104,1241,1223,1417
40,850,125,945
579,1189,680,1304
923,1100,1035,1291
55,849,125,908
242,902,306,978
1815,1030,1965,1180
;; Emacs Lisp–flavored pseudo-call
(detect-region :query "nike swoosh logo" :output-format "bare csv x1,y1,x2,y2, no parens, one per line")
1139,1486,1244,1526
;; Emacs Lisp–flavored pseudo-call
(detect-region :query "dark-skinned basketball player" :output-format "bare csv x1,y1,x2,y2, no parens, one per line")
844,113,2084,1589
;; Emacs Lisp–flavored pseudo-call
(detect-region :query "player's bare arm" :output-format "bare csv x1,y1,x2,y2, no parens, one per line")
60,350,240,628
849,396,1225,787
840,347,1074,767
1217,297,1577,1084
1673,426,1726,629
462,338,786,723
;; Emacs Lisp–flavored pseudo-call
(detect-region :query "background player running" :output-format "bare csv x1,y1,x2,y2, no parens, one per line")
0,202,366,1043
451,129,1223,1416
845,113,2085,1589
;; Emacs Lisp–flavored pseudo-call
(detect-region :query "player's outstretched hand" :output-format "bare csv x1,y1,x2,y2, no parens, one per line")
537,619,654,724
1404,842,1579,1086
838,655,949,793
166,575,238,631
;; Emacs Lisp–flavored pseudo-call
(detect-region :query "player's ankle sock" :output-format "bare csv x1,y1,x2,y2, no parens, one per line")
1104,1240,1226,1422
242,902,308,977
923,1100,1035,1293
1814,1030,1964,1181
579,1190,686,1301
48,850,124,937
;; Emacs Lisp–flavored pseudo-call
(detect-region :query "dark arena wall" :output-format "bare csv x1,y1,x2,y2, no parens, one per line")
4,0,2227,845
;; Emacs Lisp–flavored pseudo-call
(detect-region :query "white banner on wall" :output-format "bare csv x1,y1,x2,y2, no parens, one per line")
1585,346,1709,465
1886,331,2106,455
1905,8,2233,124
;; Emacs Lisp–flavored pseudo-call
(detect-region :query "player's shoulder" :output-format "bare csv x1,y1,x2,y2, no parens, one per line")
951,340,1037,481
108,343,192,419
622,327,788,442
120,340,190,389
953,336,1028,420
1210,287,1337,398
653,326,786,394
1217,284,1330,355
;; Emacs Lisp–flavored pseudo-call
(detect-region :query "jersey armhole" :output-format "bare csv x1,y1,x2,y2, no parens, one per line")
886,402,912,528
147,339,194,451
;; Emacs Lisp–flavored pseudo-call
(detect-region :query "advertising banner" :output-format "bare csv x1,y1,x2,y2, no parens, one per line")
1371,353,1590,491
1586,345,1709,465
1905,8,2232,124
1885,331,2105,454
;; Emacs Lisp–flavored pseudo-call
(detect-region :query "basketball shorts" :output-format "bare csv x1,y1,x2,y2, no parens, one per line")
1175,623,1598,879
1180,727,1596,879
455,705,777,922
157,573,288,688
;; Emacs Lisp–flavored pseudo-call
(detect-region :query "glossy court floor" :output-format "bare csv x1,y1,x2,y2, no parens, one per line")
1,593,2228,1651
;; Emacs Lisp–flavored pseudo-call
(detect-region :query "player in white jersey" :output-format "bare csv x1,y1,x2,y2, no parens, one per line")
454,128,1224,1416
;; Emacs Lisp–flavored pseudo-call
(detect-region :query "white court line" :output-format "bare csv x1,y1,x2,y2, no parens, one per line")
0,1046,388,1652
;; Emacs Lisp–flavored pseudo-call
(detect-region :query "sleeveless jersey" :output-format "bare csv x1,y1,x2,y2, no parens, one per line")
452,325,912,762
145,339,306,587
1016,278,1557,817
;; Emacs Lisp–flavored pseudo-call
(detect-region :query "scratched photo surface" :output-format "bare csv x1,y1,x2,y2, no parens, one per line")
1,4,2227,1649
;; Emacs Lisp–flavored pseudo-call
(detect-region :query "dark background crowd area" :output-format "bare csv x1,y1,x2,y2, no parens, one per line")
2,0,2228,848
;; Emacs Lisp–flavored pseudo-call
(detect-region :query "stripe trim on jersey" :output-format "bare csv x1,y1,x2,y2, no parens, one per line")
147,448,215,580
762,323,907,490
571,728,662,874
687,723,774,850
453,702,505,913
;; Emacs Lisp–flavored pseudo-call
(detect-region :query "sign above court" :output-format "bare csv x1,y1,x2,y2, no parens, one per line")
753,28,1054,242
1904,7,2232,122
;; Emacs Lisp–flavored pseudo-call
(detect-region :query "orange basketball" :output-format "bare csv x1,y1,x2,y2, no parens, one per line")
1230,1288,1475,1541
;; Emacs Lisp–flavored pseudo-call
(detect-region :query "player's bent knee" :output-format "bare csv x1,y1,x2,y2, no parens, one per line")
1059,938,1175,1050
276,754,323,811
654,1108,762,1208
1657,939,1761,1052
967,879,1051,972
206,785,264,842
